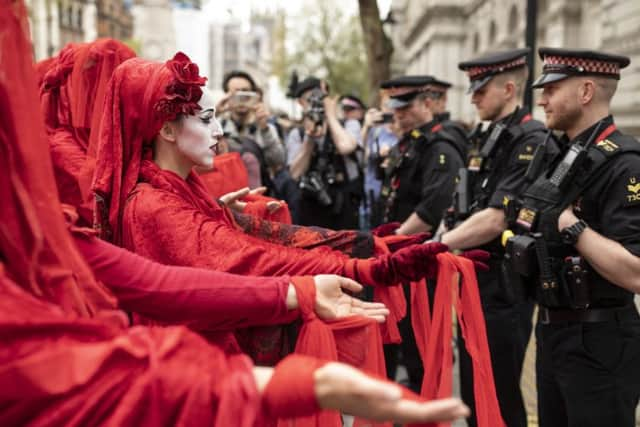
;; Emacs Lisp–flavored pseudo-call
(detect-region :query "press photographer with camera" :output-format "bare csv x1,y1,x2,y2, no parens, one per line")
217,70,284,189
359,91,398,229
287,77,363,229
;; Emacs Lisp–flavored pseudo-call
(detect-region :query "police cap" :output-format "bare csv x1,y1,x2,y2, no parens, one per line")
531,47,630,88
380,75,435,109
458,47,530,94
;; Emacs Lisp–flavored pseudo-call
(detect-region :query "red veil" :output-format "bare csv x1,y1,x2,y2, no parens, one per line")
40,39,136,224
0,3,290,425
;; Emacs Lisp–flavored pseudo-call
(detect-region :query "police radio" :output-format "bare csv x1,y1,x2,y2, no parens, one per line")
548,122,604,188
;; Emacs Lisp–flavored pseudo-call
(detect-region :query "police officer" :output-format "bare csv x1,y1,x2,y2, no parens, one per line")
504,48,640,427
430,77,471,156
378,75,465,391
439,48,554,427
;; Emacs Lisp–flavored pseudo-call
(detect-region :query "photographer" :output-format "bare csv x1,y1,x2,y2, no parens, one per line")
287,77,363,229
360,91,398,229
217,70,284,189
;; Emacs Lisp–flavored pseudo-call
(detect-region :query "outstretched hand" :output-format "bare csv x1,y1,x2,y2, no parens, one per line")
315,362,470,423
313,275,389,323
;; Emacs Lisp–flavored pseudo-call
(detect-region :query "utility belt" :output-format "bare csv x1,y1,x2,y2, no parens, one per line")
538,304,639,325
502,233,592,309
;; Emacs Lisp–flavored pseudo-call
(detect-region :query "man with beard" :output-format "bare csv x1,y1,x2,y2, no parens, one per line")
504,47,640,427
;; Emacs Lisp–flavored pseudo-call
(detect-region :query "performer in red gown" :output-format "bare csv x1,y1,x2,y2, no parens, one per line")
1,2,472,425
40,38,136,224
93,52,449,287
36,38,390,356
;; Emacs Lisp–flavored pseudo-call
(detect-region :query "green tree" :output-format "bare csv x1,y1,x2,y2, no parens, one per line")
280,1,370,103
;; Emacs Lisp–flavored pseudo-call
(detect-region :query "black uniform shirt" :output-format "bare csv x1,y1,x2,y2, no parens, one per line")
561,115,640,306
481,108,552,210
384,120,464,226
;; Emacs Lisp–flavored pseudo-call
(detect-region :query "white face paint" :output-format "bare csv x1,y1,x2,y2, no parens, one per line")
175,87,223,170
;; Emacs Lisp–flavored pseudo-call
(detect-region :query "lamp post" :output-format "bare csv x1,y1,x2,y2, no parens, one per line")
524,0,537,110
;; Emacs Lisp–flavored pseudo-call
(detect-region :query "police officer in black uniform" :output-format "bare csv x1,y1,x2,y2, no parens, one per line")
430,77,471,155
503,48,640,427
439,48,555,427
378,75,465,391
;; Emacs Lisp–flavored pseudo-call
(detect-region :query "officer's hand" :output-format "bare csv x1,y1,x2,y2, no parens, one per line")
558,205,578,231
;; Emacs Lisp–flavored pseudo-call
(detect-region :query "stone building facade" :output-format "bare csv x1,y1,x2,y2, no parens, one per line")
25,0,132,60
389,0,640,136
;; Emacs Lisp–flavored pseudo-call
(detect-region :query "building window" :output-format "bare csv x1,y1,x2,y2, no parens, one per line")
77,7,83,29
508,5,518,33
489,20,497,45
473,32,480,52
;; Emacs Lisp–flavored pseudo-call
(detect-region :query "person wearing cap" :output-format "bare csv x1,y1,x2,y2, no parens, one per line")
287,77,363,229
378,75,465,391
505,47,640,426
439,48,556,427
430,77,472,156
339,94,366,123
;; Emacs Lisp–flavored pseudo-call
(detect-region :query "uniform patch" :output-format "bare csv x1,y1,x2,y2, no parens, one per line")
468,155,482,171
516,144,535,162
435,152,448,170
596,138,619,153
625,176,640,204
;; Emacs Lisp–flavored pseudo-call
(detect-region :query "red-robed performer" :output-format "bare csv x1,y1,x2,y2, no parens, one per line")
0,2,472,425
36,36,396,360
90,52,471,360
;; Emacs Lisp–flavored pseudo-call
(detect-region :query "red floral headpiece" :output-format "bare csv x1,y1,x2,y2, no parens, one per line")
154,52,208,122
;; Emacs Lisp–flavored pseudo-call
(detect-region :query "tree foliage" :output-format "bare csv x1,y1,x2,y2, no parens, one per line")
276,1,371,103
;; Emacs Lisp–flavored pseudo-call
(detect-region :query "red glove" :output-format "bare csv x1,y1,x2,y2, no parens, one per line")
379,232,432,253
459,249,490,272
370,222,401,237
346,242,449,287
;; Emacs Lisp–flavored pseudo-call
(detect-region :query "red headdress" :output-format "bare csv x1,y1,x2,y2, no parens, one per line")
39,42,80,131
93,52,207,243
0,1,117,317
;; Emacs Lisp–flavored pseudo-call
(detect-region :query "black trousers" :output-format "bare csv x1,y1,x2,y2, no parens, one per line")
299,186,360,230
458,300,534,427
536,308,640,427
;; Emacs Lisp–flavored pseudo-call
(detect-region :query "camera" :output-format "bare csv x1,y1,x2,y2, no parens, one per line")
231,90,258,108
375,112,394,124
299,171,332,206
304,88,326,127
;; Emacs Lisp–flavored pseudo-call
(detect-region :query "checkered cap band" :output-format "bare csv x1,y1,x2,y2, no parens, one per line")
467,56,527,79
543,55,620,76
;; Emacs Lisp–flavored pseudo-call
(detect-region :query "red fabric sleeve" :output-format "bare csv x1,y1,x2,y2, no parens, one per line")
73,232,297,330
262,354,325,419
123,185,350,277
0,273,264,427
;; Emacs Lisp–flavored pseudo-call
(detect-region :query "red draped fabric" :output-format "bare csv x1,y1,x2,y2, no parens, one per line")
199,151,250,196
285,276,388,427
39,39,135,224
0,3,322,425
413,253,504,427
